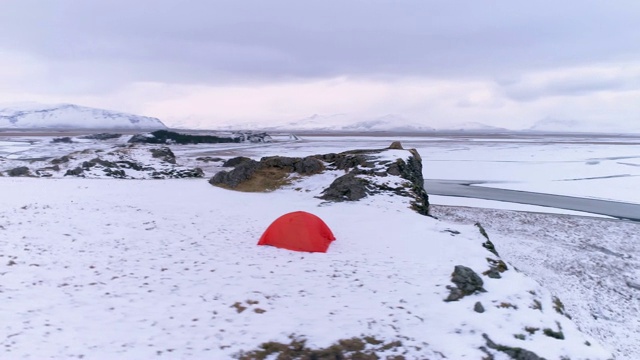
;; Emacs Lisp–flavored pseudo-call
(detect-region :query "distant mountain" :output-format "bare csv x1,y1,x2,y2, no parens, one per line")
232,114,437,132
528,118,586,132
527,118,638,133
437,121,508,132
0,103,167,130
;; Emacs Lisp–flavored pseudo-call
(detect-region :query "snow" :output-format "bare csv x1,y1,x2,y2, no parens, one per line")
0,103,166,130
1,131,637,359
432,205,640,359
0,177,611,359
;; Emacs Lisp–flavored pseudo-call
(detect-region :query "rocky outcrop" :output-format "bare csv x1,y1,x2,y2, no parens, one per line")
51,137,73,144
445,265,486,302
222,156,254,168
79,133,122,140
232,131,272,143
6,145,204,180
318,173,370,201
209,142,430,215
210,156,325,190
149,147,176,164
129,130,241,145
210,159,261,188
7,166,31,177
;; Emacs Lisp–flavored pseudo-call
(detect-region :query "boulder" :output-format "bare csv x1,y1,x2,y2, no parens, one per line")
319,172,370,201
482,334,544,360
210,160,260,188
51,155,71,165
223,156,253,167
51,137,73,143
65,167,85,177
149,147,176,164
445,265,486,302
7,166,30,177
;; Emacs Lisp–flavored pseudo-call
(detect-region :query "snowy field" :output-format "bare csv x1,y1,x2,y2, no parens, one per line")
1,131,639,358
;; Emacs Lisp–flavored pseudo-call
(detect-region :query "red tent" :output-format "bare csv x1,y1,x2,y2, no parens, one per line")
258,211,336,252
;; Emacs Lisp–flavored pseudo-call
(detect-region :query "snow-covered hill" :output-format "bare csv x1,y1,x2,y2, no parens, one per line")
528,118,640,134
1,146,613,359
438,121,509,132
214,114,437,132
0,103,166,130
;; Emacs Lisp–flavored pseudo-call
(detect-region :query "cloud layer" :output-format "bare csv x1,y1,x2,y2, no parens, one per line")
1,0,639,129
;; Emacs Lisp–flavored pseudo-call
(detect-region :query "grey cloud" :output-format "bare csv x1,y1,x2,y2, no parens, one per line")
1,0,639,92
503,73,640,101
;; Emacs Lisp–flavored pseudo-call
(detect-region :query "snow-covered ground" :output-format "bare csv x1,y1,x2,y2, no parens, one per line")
1,131,638,359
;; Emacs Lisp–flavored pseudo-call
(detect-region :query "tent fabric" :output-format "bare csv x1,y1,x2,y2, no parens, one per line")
258,211,336,252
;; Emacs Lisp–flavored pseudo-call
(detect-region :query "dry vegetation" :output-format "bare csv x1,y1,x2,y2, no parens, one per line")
235,335,406,360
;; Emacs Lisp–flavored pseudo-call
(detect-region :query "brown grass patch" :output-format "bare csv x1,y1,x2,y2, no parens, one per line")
233,167,295,192
236,335,406,359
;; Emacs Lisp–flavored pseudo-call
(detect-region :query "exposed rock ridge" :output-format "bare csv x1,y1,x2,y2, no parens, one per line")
209,142,430,215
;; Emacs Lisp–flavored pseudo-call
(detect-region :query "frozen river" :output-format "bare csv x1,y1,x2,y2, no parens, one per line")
425,179,640,221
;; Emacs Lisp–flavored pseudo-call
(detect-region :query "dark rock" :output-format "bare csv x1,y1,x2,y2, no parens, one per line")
151,167,204,179
64,167,85,177
627,280,640,290
543,327,565,340
319,173,370,201
115,161,150,171
223,156,253,167
196,156,224,163
51,137,73,143
474,302,485,313
7,166,30,177
80,133,122,140
482,334,544,360
330,153,376,170
257,155,324,175
129,130,241,144
104,168,127,178
36,171,53,177
38,165,60,172
233,131,272,143
210,160,260,188
51,155,71,165
445,265,486,302
484,268,502,279
260,156,299,171
209,142,430,216
176,167,204,178
149,147,176,164
388,141,404,149
294,157,324,175
476,222,500,256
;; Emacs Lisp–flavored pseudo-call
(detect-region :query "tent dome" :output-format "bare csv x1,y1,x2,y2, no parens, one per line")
258,211,336,252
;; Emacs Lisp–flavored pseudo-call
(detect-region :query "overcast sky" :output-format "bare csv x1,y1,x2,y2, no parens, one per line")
1,0,639,129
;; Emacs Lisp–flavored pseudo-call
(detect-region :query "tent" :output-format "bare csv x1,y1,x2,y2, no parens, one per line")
258,211,336,252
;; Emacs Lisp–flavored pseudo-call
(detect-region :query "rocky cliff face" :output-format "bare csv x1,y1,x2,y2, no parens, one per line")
209,141,430,215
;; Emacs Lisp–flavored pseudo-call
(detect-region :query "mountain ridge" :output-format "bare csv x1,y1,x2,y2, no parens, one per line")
0,103,166,130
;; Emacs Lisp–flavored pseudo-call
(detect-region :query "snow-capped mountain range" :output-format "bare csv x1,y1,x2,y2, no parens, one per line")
212,114,509,132
0,103,167,130
527,118,640,134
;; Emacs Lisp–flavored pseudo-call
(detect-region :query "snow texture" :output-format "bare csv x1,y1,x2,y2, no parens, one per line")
1,131,635,359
